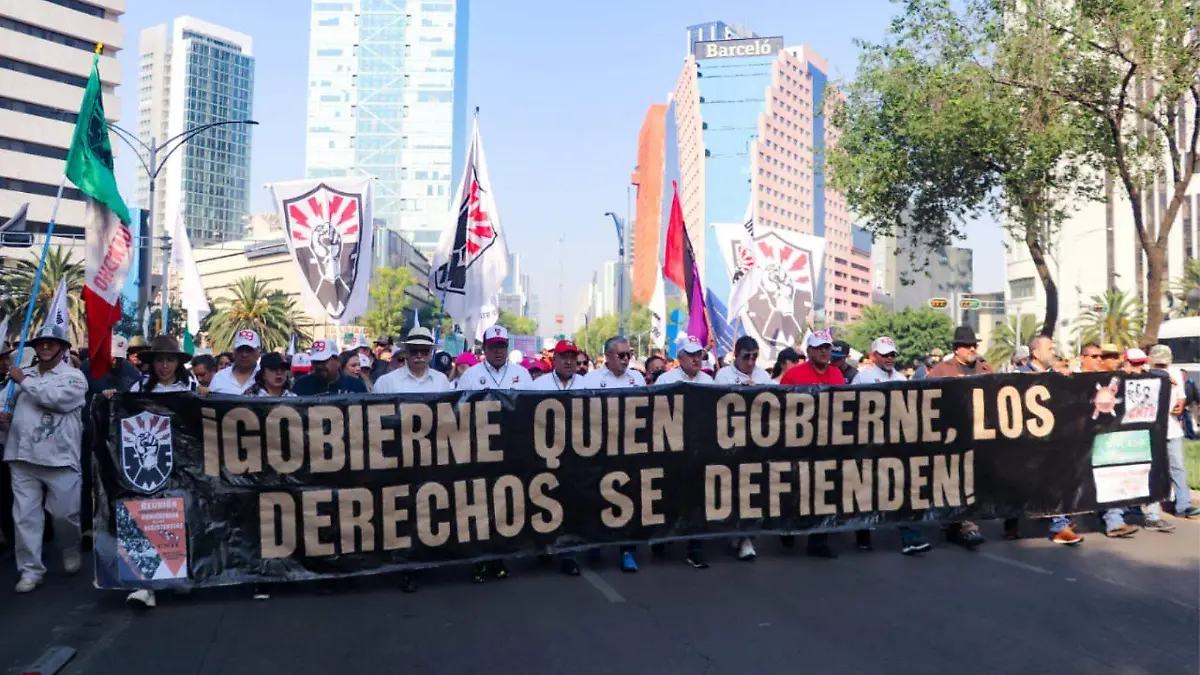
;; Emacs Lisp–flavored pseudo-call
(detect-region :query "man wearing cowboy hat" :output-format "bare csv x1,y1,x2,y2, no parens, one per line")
0,323,88,592
374,328,450,394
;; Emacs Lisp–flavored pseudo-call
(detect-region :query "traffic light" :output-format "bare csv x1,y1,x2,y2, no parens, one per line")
928,298,948,309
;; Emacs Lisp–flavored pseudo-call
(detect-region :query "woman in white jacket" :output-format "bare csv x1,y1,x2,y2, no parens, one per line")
124,336,193,608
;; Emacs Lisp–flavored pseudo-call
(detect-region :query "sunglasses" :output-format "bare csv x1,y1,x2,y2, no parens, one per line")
613,352,632,359
739,352,759,361
575,360,587,366
1082,353,1101,359
408,347,431,356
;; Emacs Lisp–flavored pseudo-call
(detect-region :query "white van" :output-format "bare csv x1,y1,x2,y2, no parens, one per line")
1157,317,1200,375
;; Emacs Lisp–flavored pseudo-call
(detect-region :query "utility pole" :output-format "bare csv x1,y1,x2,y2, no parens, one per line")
159,233,172,334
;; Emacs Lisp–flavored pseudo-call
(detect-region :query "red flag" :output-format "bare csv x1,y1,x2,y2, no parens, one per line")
663,181,686,289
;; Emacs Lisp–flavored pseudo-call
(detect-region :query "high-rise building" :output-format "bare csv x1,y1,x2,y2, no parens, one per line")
137,17,255,245
0,0,125,236
305,0,470,256
872,228,973,314
636,22,872,356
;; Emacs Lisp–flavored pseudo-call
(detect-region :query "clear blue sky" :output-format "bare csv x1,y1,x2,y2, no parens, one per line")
114,0,1004,333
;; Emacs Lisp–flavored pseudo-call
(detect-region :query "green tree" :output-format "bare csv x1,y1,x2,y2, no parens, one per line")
0,248,86,344
416,299,454,337
980,0,1199,341
204,276,309,352
496,309,538,336
1169,258,1200,318
844,306,954,366
828,0,1101,339
1076,290,1145,350
360,267,416,340
573,314,617,358
985,314,1042,365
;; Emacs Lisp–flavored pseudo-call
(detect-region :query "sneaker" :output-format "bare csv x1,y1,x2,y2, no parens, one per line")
621,551,639,573
947,524,985,550
685,550,709,569
560,558,580,576
855,530,873,551
399,572,418,593
471,562,488,583
737,539,757,561
1176,506,1200,518
62,547,81,575
1105,524,1139,538
1143,518,1176,533
14,575,41,593
491,561,510,580
1003,519,1021,540
900,533,931,555
126,589,156,608
252,584,270,600
1052,527,1084,545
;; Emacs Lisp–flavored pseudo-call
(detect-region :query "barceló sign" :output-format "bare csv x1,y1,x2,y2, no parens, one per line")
694,36,785,60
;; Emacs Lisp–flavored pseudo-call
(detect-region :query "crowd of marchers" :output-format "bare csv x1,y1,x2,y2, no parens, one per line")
0,319,1196,609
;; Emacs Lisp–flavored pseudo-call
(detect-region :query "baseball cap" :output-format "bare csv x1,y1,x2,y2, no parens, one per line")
1149,344,1172,366
111,334,129,359
233,329,261,350
676,333,705,355
404,327,436,346
1125,347,1148,364
291,352,312,374
831,340,851,359
353,334,371,350
1013,345,1031,361
483,325,509,345
455,352,478,367
871,336,898,356
374,335,393,347
309,339,338,362
521,356,541,371
553,339,579,355
806,329,833,349
260,352,289,370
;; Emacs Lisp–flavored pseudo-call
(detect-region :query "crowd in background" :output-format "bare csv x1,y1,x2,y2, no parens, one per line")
0,318,1196,607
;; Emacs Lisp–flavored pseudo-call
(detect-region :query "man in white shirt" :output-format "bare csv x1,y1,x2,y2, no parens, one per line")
1149,346,1198,518
208,330,260,394
851,336,908,385
714,336,771,385
581,336,646,389
374,327,450,394
525,340,585,392
655,334,713,385
457,325,532,391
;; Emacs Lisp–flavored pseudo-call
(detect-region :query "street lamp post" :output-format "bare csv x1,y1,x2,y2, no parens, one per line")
604,212,626,337
105,119,258,322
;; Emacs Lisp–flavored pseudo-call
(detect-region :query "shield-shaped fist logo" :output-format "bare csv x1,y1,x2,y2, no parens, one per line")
282,183,365,319
742,232,815,350
434,169,497,296
120,411,174,494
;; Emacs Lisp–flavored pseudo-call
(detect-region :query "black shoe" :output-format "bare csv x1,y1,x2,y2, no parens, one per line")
949,528,985,550
399,572,418,593
491,561,509,580
685,551,709,569
855,530,873,551
560,558,581,576
1003,518,1021,540
780,535,796,549
651,543,666,557
472,562,488,583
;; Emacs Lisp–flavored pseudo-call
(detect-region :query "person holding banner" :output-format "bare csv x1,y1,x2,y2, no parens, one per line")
129,337,195,394
2,324,88,593
456,325,530,581
581,336,648,572
293,339,368,395
375,328,450,395
189,355,217,389
246,353,297,398
714,336,772,386
209,331,261,395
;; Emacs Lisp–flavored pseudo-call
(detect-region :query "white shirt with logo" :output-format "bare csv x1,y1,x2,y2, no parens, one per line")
714,365,772,386
208,366,258,395
524,373,585,391
581,367,646,389
457,362,533,391
851,365,908,385
654,368,714,385
1164,366,1186,440
375,366,452,394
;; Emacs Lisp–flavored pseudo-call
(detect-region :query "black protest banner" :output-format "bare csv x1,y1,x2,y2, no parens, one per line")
92,372,1170,589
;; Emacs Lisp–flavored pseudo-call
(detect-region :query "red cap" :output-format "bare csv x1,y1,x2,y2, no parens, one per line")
538,358,553,372
554,339,579,355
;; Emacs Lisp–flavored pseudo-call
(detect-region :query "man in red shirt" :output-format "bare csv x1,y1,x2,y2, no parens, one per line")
780,329,846,386
778,329,842,558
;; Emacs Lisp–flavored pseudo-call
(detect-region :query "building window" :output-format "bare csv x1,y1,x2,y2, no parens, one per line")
43,0,106,18
0,136,68,160
1009,277,1036,300
0,17,96,52
0,177,84,201
0,96,77,124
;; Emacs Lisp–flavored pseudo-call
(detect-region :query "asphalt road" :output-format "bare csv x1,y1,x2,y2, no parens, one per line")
2,515,1198,675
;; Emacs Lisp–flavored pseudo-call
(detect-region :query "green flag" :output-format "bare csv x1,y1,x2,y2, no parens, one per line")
64,53,131,226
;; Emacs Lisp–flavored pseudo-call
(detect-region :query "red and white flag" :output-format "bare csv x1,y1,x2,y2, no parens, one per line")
430,113,509,342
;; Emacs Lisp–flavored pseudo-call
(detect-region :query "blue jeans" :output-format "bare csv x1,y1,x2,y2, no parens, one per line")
1104,502,1163,531
1167,437,1192,513
1048,516,1071,533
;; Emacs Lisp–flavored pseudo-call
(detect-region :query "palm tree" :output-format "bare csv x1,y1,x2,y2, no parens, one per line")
0,248,86,344
985,314,1042,365
1076,290,1144,349
204,277,309,352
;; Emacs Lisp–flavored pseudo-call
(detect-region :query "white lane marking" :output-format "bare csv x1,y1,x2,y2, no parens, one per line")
979,551,1054,575
580,568,626,604
1088,574,1199,611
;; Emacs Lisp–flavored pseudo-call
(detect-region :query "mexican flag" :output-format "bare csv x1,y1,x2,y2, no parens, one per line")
64,53,134,379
